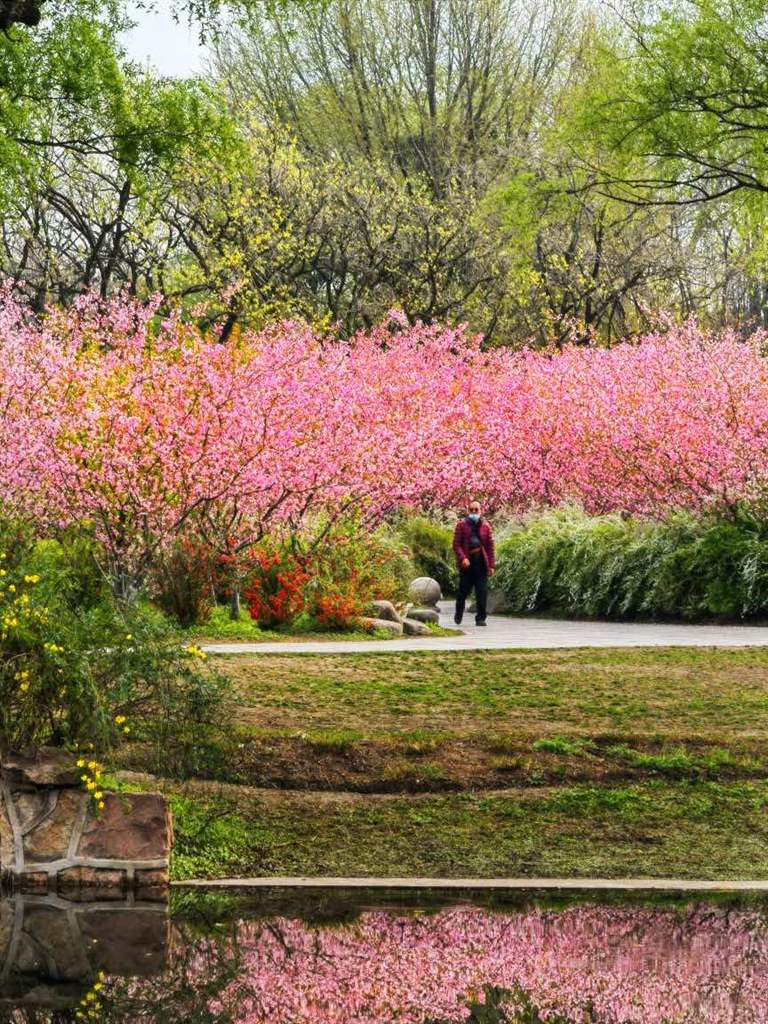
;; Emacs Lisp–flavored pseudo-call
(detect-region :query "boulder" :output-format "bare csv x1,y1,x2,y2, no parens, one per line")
367,599,402,624
402,618,431,636
360,617,404,636
406,606,440,625
408,576,442,608
1,748,80,788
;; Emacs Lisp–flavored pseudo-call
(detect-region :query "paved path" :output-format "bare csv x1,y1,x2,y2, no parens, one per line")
175,876,768,891
203,601,768,654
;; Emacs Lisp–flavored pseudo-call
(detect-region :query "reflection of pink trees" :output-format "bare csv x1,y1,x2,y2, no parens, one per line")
233,905,768,1023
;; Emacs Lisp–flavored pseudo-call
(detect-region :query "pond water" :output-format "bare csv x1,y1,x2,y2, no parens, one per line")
2,888,768,1022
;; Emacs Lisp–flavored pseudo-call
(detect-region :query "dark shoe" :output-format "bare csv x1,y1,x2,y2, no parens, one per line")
475,619,487,627
454,614,463,625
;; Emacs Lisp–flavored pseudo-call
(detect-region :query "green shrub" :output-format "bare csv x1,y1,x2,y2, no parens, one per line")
494,505,768,623
395,514,457,594
302,517,415,627
151,538,221,628
0,523,232,777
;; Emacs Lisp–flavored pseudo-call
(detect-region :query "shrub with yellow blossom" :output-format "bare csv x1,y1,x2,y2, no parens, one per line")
0,522,232,777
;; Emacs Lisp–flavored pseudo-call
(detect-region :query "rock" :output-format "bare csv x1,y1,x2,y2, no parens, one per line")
408,577,442,608
79,906,169,975
57,866,127,901
0,900,12,962
22,789,86,864
17,872,49,895
22,904,85,978
77,793,172,862
360,616,404,636
135,867,170,902
406,606,440,624
367,599,402,624
0,793,13,870
402,618,431,636
1,748,80,788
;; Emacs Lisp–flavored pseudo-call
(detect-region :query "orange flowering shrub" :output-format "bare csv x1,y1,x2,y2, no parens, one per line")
304,520,414,629
242,545,311,628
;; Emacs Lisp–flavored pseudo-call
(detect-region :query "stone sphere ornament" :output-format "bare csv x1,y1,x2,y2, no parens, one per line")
408,576,442,608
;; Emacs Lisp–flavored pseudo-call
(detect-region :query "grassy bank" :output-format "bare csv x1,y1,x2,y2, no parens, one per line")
164,780,768,882
117,647,768,881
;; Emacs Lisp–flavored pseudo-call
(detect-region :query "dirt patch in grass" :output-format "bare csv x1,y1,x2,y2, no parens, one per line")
116,731,768,794
214,733,768,793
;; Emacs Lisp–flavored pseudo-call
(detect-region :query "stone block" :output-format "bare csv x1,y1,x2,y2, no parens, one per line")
2,748,81,788
406,606,440,624
22,789,85,863
135,867,169,902
77,793,171,862
79,907,169,975
0,793,13,870
13,790,52,833
402,618,431,636
367,599,402,623
24,904,86,980
17,871,49,895
58,866,126,901
360,616,404,636
0,899,12,963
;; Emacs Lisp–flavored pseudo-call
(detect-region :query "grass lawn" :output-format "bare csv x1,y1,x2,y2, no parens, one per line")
222,646,768,737
119,647,768,881
164,780,768,882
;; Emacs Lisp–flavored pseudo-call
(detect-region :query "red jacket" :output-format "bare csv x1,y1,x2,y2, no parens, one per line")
453,517,495,571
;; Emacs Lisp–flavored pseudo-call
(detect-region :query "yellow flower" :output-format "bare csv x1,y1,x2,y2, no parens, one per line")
114,715,126,725
76,758,85,768
86,781,95,792
19,682,28,693
123,726,130,734
98,800,105,810
87,760,97,770
125,633,133,640
94,791,103,800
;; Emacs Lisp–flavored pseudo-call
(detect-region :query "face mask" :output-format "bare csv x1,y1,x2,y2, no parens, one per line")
468,513,481,523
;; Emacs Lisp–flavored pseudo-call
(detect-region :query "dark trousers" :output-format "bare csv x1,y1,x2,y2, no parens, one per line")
455,554,488,624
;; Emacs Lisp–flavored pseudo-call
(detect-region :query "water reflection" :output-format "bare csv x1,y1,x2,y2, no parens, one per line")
1,891,768,1022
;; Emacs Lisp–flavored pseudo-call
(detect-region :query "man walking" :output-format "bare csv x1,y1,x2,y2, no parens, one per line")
453,500,495,626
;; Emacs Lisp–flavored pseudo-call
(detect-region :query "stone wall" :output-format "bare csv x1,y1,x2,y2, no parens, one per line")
0,748,171,899
0,894,168,1010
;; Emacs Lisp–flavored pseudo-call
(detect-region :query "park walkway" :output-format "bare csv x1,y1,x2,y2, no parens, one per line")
202,602,768,654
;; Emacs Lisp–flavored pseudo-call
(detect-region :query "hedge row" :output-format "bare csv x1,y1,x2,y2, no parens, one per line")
494,507,768,623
